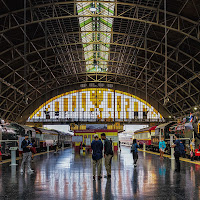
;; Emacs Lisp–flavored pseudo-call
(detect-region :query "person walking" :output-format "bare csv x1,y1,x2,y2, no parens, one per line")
119,141,121,152
159,140,166,159
101,133,113,178
91,134,103,181
172,135,181,172
131,139,140,167
20,134,34,174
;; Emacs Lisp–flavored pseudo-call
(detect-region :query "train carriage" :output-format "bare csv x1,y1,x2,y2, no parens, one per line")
134,126,157,149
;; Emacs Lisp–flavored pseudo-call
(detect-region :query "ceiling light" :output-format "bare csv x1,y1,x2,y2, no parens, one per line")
194,107,198,111
90,7,96,12
169,116,172,118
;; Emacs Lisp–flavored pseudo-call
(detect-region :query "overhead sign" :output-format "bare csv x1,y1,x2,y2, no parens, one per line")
72,136,83,143
86,124,107,130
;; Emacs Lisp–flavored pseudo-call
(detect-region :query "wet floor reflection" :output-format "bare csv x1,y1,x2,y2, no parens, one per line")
0,146,200,199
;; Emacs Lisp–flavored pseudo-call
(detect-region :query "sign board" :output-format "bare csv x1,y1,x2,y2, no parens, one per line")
9,147,18,151
85,138,91,146
18,137,25,151
86,124,107,130
72,136,83,143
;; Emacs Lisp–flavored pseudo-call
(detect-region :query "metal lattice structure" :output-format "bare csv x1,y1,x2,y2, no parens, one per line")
0,0,200,123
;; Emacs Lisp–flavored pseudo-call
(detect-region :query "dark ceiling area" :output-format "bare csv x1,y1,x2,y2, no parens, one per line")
0,0,200,122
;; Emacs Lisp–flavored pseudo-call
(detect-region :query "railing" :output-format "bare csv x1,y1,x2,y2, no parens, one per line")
27,118,165,124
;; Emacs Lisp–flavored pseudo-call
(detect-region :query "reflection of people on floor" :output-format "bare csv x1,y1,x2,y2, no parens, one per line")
159,163,166,176
105,179,113,200
131,169,138,196
92,180,102,200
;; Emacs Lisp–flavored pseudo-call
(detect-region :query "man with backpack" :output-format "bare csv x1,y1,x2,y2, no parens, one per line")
91,134,103,180
131,139,140,167
172,135,181,172
101,133,113,178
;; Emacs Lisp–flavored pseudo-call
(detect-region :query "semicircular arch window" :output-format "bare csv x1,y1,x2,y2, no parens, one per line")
28,88,164,122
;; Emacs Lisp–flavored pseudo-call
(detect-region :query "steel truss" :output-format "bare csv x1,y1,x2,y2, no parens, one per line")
0,0,200,122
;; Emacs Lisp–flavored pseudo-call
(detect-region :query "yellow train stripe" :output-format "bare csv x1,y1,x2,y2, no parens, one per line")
123,145,200,165
138,149,200,165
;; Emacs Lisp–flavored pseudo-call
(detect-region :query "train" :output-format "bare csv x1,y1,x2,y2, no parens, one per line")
0,122,73,159
134,126,157,147
120,113,200,158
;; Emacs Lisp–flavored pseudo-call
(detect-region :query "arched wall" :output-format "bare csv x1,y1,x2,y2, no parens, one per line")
17,83,171,124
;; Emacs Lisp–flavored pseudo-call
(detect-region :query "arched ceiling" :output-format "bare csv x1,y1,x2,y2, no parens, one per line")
0,0,200,122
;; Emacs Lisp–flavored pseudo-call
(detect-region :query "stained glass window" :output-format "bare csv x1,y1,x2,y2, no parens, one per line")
28,88,164,122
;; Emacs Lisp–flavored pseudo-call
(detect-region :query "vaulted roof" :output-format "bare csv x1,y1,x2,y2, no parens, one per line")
0,0,200,122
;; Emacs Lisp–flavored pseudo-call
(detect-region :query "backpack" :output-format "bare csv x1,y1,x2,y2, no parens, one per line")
179,143,185,155
131,143,136,152
174,140,182,155
105,139,113,155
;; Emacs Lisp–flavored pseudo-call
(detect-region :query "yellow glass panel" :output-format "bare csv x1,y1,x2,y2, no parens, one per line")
108,93,112,108
125,98,130,119
64,98,68,111
55,102,59,112
134,102,138,112
117,96,121,111
82,93,86,111
72,96,76,111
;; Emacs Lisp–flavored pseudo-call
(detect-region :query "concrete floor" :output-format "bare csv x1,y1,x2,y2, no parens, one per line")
0,146,199,200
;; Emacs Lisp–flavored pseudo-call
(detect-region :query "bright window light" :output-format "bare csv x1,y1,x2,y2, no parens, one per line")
90,7,97,12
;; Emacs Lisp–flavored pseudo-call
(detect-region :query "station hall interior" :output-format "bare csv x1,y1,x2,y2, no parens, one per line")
0,0,200,199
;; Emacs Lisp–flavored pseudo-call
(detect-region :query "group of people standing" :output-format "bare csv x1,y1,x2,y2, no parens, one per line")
91,133,113,180
159,135,194,172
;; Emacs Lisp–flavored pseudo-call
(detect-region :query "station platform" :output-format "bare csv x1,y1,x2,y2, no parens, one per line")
0,146,199,200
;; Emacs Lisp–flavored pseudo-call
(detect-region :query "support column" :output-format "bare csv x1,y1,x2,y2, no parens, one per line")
143,143,146,151
170,134,175,159
9,147,18,166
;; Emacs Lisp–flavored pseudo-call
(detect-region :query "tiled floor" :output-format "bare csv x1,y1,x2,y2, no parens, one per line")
0,146,199,200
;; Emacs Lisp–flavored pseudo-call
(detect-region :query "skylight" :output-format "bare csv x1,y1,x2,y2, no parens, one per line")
77,0,114,72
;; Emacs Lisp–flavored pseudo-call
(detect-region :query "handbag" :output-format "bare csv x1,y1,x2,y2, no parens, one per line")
30,147,36,154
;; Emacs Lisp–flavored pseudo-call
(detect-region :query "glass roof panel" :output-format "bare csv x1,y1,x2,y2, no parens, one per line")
77,0,115,72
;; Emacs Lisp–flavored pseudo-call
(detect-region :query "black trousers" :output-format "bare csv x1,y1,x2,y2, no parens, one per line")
174,152,180,171
132,152,138,164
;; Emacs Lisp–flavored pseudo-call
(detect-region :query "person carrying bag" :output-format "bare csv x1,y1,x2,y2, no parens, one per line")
131,139,140,167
